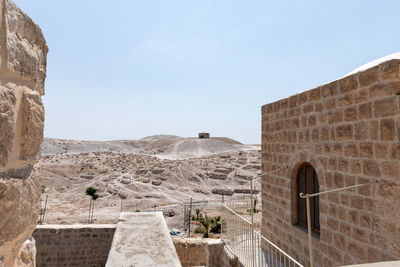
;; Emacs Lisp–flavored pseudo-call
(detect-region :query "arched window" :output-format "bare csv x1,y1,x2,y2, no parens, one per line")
296,163,320,233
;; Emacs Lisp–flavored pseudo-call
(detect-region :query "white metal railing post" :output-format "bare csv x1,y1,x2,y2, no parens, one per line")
250,176,256,267
221,202,304,267
305,195,314,267
300,178,380,267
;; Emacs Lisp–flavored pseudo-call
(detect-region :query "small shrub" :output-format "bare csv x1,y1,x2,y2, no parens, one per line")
85,187,99,200
194,226,204,234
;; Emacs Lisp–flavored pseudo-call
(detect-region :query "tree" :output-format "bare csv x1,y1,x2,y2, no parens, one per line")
210,216,221,234
198,213,213,238
192,208,203,221
86,187,99,224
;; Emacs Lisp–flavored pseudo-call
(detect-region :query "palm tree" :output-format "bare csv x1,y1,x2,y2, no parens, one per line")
194,208,203,221
210,216,221,234
198,213,213,238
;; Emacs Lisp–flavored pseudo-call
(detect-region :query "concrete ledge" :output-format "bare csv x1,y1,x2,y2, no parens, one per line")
106,212,182,267
36,224,116,229
342,262,400,267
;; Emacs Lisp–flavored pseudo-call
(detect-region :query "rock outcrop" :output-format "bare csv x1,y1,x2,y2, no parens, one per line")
0,0,48,266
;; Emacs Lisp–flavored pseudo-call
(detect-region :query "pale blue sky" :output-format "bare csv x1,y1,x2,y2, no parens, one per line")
14,0,400,144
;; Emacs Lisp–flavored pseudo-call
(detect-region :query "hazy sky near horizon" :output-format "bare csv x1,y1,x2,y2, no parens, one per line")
14,0,400,144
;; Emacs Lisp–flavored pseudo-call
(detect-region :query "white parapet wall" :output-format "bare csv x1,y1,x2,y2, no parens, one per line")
106,212,182,267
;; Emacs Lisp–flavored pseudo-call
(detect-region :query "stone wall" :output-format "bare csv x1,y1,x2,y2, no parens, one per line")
261,59,400,266
173,238,207,267
173,238,243,267
33,225,116,267
0,0,48,266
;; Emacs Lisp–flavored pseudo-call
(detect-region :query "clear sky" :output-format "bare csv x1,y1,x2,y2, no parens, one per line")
14,0,400,144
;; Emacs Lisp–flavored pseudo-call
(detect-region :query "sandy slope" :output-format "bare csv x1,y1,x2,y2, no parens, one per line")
42,136,258,159
37,136,262,231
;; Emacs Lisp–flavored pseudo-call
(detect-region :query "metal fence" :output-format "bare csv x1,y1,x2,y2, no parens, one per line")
221,202,303,267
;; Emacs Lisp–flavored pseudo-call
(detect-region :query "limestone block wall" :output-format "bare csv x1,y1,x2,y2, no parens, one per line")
173,238,243,267
173,238,207,267
261,59,400,266
0,0,48,266
33,225,116,267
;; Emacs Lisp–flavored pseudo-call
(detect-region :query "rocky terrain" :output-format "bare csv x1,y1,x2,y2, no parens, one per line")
37,136,262,230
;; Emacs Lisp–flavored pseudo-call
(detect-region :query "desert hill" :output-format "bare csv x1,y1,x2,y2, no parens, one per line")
37,136,262,230
42,135,257,159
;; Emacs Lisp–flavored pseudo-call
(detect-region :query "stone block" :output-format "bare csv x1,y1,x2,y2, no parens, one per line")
0,87,16,168
349,196,364,209
309,88,321,101
358,102,372,119
373,97,397,117
348,210,360,225
369,121,379,140
359,65,379,87
211,188,233,196
328,109,344,124
362,160,380,177
347,240,366,260
323,98,336,110
390,144,400,160
336,124,353,141
298,91,308,105
321,81,338,98
327,217,339,231
381,59,400,80
333,233,346,250
350,159,362,174
354,121,369,140
374,143,389,159
344,144,358,157
308,115,316,126
381,161,400,179
339,222,352,236
1,0,48,94
302,103,313,113
380,118,395,141
353,88,369,104
339,74,358,93
344,106,358,121
369,81,400,98
359,142,373,158
19,92,44,161
338,93,353,106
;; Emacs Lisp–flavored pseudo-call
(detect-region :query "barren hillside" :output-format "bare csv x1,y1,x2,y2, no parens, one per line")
37,136,262,230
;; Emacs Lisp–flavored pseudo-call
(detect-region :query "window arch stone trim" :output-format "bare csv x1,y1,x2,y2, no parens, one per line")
288,152,325,226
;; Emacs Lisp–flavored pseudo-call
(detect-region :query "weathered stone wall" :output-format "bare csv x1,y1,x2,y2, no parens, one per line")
173,238,207,267
33,225,116,267
0,0,48,266
172,238,244,267
261,60,400,266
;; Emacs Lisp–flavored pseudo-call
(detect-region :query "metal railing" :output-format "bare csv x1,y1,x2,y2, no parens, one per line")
221,202,303,267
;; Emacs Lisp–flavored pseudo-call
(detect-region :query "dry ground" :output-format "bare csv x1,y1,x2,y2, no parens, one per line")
37,136,263,232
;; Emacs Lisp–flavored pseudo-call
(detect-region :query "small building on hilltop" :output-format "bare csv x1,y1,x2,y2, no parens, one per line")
261,55,400,266
199,132,210,139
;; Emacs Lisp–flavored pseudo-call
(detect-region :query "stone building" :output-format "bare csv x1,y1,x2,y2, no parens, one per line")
261,57,400,266
199,132,210,139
